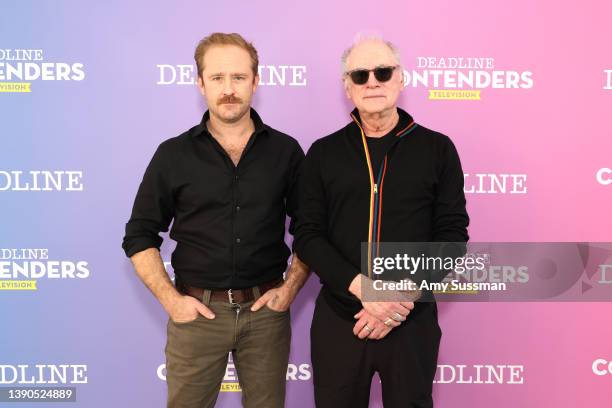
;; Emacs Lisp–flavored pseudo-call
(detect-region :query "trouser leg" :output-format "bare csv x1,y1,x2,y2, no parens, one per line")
232,301,291,408
165,300,237,408
377,302,442,408
310,293,374,408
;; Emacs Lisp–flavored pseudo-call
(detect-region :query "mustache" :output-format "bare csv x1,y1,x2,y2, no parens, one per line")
217,95,243,105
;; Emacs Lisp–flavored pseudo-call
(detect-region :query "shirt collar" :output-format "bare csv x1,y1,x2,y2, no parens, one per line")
350,107,415,136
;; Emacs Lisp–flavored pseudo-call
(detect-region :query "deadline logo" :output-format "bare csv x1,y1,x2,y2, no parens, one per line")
434,363,524,384
156,64,307,87
463,173,528,194
0,170,84,192
0,49,85,93
0,248,90,291
0,364,88,384
403,57,534,100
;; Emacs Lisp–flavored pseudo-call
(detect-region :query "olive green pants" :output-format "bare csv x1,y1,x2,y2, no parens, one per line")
165,295,291,408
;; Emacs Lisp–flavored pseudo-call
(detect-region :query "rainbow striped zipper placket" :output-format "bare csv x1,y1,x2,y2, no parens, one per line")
350,113,419,278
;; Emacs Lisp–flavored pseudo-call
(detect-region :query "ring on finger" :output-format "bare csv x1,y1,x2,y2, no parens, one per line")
392,312,404,321
384,318,394,326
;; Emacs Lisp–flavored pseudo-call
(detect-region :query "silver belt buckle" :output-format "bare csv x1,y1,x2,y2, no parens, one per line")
227,289,237,305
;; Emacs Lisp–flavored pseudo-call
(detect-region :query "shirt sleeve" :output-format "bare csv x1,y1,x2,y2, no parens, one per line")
293,140,361,295
121,143,175,258
286,139,305,246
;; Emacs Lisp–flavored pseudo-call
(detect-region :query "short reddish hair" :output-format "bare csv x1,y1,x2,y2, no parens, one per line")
194,32,259,79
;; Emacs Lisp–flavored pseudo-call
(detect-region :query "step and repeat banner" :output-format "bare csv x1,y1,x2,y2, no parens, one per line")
1,0,611,407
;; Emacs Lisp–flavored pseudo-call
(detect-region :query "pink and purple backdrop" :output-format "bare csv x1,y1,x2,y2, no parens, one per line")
1,0,611,406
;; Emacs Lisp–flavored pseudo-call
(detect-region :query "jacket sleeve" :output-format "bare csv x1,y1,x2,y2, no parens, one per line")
122,143,175,257
293,140,361,295
429,135,470,283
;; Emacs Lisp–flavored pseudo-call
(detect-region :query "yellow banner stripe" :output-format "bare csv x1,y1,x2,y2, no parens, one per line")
0,82,32,93
0,280,38,290
428,89,480,100
220,382,241,392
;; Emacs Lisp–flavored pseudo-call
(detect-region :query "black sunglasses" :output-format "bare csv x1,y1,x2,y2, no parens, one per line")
345,65,398,85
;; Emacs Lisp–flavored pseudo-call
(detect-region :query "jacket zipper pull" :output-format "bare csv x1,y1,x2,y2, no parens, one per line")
374,183,378,194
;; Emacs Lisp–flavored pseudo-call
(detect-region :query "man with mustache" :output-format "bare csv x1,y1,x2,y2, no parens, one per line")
122,32,309,408
294,35,469,407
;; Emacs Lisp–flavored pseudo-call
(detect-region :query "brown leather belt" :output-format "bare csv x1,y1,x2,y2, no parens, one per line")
179,277,284,304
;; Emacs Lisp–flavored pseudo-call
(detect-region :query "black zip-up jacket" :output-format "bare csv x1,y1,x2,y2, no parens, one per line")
294,107,469,320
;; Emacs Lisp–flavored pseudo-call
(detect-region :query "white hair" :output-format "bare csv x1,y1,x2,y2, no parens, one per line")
340,32,402,75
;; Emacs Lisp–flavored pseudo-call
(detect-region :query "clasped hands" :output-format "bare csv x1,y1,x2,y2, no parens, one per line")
352,299,413,340
349,275,420,340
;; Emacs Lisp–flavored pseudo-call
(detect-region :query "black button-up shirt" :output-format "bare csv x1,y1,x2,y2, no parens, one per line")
122,108,304,289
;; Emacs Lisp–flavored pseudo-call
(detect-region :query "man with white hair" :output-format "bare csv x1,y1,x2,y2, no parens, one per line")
294,36,469,407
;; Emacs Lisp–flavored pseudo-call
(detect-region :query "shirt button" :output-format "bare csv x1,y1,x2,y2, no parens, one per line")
234,175,239,181
236,206,241,212
235,238,241,244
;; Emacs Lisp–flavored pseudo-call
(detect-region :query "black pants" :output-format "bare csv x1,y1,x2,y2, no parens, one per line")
310,292,441,408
